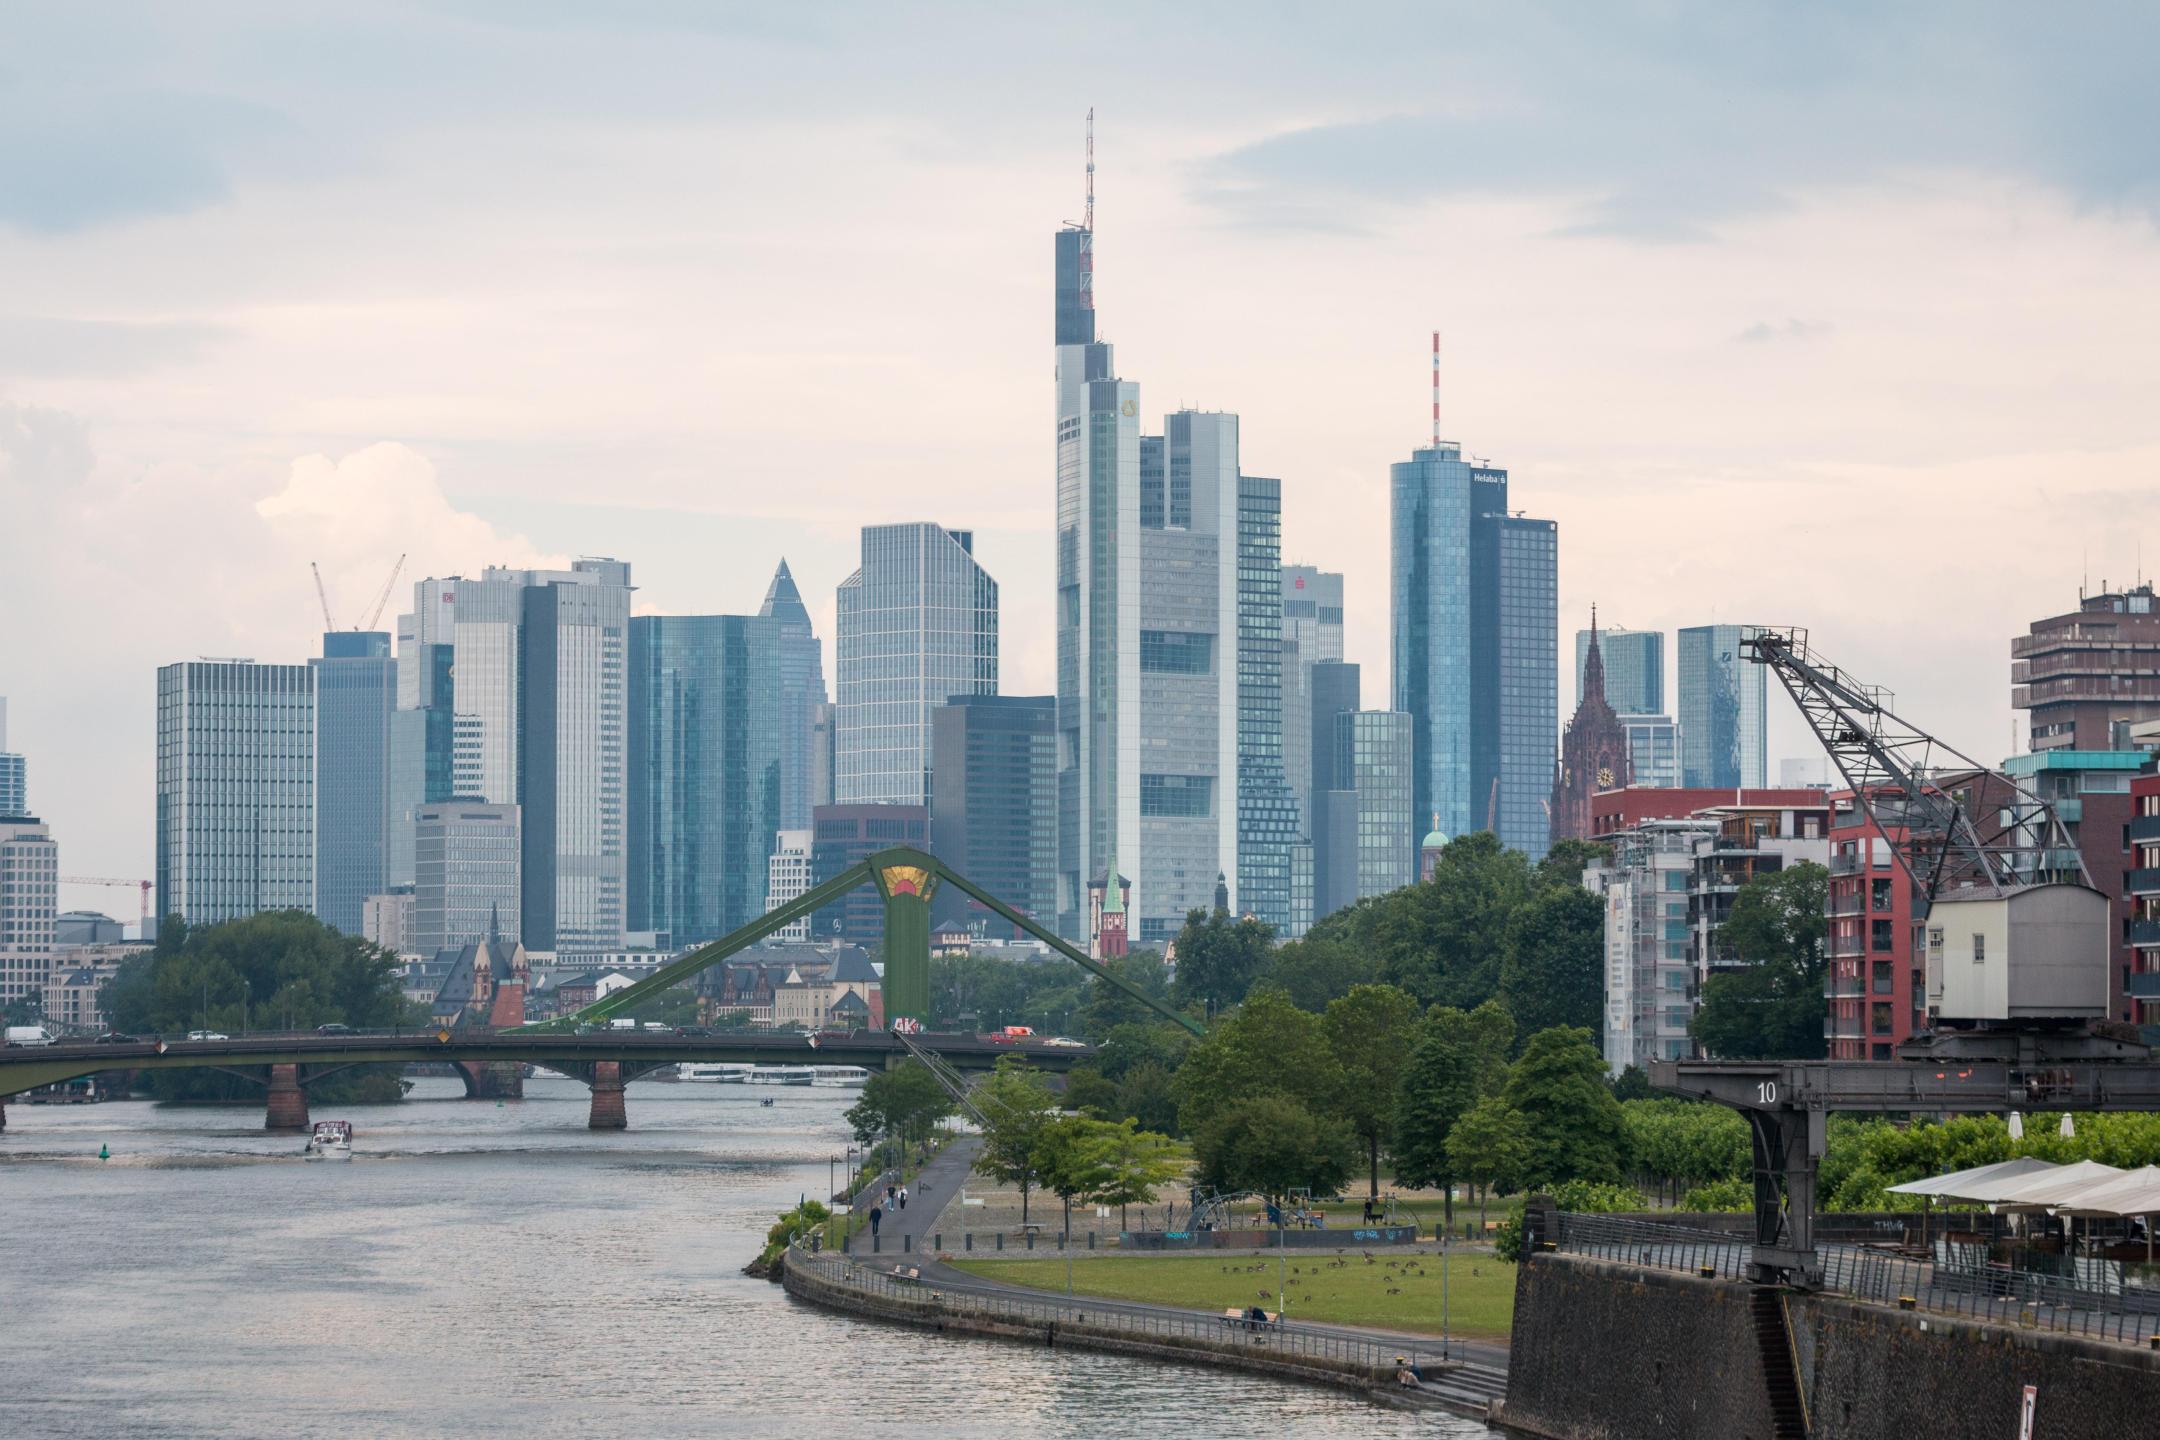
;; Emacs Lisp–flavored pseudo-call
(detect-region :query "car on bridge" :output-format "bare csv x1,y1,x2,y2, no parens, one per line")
315,1023,356,1036
94,1031,139,1045
186,1030,230,1041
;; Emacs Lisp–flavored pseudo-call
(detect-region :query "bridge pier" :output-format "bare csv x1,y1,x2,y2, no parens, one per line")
265,1063,309,1132
588,1060,627,1130
458,1061,524,1100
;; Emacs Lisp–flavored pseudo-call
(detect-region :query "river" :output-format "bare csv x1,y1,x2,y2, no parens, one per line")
0,1075,1497,1439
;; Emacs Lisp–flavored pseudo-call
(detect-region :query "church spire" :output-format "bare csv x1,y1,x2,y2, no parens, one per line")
1582,604,1607,706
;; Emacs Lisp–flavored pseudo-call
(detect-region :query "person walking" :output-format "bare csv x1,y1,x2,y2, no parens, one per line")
898,1186,908,1212
869,1203,883,1240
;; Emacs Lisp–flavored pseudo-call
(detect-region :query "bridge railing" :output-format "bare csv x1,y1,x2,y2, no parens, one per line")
785,1239,1435,1375
1549,1211,2160,1348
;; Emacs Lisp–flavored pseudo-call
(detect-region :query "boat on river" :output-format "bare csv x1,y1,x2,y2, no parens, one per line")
809,1065,869,1088
303,1120,353,1161
746,1065,815,1087
680,1063,754,1083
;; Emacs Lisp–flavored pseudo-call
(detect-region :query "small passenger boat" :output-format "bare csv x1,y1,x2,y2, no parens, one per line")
303,1120,353,1161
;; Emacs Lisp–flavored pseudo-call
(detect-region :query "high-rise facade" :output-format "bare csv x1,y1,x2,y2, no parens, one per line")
0,815,57,1005
1280,566,1344,856
155,660,315,926
1235,475,1300,932
930,695,1057,929
810,804,928,945
1337,709,1415,911
835,522,998,807
1307,660,1363,917
1620,715,1682,789
413,802,520,955
766,829,813,943
312,631,394,937
1575,626,1662,716
627,612,785,947
1391,441,1558,859
759,560,830,828
0,698,25,818
1677,624,1768,788
2013,584,2160,752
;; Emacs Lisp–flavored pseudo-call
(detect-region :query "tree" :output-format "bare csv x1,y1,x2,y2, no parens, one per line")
1168,909,1277,1014
1610,1064,1655,1102
969,1057,1057,1224
1690,862,1830,1060
1504,1026,1626,1189
1498,885,1604,1040
1171,987,1341,1138
1535,837,1611,889
842,1060,953,1151
1087,1118,1184,1229
1094,1020,1192,1083
1264,934,1379,1012
1079,950,1175,1038
1321,983,1421,1197
1332,831,1535,1010
1112,1059,1180,1135
1190,1093,1356,1203
1032,1114,1120,1237
1446,1094,1532,1217
103,910,415,1103
1391,1000,1514,1221
1061,1065,1119,1118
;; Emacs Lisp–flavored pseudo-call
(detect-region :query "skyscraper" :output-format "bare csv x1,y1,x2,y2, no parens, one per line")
0,698,25,818
627,612,784,946
312,631,394,937
1574,626,1662,716
1280,566,1344,851
1677,624,1767,788
1307,660,1363,916
156,659,315,926
834,522,998,807
1236,475,1300,931
1391,438,1558,859
0,815,56,1005
1338,709,1415,908
930,695,1057,929
759,560,830,828
413,801,520,954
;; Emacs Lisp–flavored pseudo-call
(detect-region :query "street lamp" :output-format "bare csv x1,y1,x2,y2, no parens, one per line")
242,978,251,1037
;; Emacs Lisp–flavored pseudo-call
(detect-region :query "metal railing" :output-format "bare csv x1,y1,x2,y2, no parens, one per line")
1548,1212,2160,1349
785,1238,1434,1376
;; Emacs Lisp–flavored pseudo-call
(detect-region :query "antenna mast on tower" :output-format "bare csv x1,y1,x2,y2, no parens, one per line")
1431,330,1442,446
1085,107,1095,233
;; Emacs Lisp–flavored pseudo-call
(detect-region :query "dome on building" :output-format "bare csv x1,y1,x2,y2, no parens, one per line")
1421,828,1449,850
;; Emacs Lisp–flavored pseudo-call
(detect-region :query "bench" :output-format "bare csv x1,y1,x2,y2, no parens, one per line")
890,1266,922,1282
1220,1308,1279,1332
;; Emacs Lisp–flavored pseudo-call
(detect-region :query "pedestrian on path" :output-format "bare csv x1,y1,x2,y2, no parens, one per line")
870,1204,883,1238
898,1186,908,1211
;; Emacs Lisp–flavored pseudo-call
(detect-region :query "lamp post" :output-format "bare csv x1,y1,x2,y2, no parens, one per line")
830,1153,839,1203
242,978,251,1037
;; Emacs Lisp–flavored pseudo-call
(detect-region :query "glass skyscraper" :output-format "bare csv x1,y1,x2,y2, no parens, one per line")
929,695,1057,928
835,522,997,807
0,697,25,818
1341,709,1415,905
413,801,520,954
758,560,828,829
1575,626,1663,716
312,631,394,937
156,660,316,926
1279,566,1344,858
1391,442,1558,859
1236,475,1299,932
627,612,784,946
1678,624,1768,788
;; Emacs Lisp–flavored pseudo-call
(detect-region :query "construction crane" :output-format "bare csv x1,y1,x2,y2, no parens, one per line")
60,876,153,928
1743,627,2111,1044
309,554,407,634
310,562,337,631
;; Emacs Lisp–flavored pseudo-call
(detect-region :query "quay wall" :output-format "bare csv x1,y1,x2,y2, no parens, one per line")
1498,1251,2160,1440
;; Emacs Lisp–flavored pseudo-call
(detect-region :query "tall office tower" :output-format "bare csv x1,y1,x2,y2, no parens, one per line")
412,802,520,954
0,698,26,817
627,612,783,946
388,620,454,888
1621,715,1683,789
1279,567,1344,845
1337,710,1415,909
809,804,929,945
810,701,836,809
1391,439,1558,859
2014,584,2160,751
1236,476,1300,931
1574,626,1662,716
1677,624,1768,788
312,631,394,936
519,560,632,953
834,522,998,807
758,560,829,827
1307,660,1363,916
930,695,1056,929
155,660,316,925
766,829,813,943
0,814,56,1004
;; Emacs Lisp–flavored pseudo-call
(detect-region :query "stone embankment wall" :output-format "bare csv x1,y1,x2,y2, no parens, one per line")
1498,1251,2160,1440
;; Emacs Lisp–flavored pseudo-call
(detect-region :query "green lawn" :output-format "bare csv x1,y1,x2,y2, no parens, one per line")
948,1250,1515,1339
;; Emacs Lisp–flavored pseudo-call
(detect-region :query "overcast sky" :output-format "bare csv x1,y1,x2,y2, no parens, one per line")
6,2,2159,908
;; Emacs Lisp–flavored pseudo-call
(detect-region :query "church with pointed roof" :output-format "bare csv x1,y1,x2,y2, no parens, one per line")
1550,612,1632,844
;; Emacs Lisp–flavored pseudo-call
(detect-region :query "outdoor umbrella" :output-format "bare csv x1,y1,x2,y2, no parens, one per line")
1889,1157,2062,1248
1990,1161,2125,1214
2051,1165,2160,1261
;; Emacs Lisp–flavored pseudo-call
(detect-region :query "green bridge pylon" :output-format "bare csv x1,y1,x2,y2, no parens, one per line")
523,847,1203,1037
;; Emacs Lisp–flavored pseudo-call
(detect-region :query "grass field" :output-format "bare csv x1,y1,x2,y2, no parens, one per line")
948,1250,1515,1338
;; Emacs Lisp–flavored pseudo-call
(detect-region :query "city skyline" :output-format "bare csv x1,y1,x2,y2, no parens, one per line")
9,8,2160,901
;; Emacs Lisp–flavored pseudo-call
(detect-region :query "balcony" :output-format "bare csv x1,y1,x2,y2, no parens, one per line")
1830,853,1869,876
2127,972,2160,1000
2132,919,2160,949
2129,867,2160,897
2132,816,2160,845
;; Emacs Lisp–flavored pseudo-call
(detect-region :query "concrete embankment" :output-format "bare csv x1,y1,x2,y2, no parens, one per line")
781,1247,1459,1411
1497,1251,2160,1440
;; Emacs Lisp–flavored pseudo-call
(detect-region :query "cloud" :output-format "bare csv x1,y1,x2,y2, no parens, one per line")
0,315,228,376
1733,319,1832,345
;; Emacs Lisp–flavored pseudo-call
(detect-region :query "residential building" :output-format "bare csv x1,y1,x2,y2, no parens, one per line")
2129,772,2160,1031
1620,715,1682,789
772,946,883,1030
362,889,415,955
0,697,25,818
766,829,813,943
1677,625,1768,788
1327,710,1414,915
1688,802,1828,985
1575,626,1663,717
413,802,521,956
312,630,395,937
43,956,133,1032
835,522,997,807
1235,474,1301,932
54,911,124,950
1280,566,1345,852
2000,748,2150,1024
0,815,57,1005
1824,791,1924,1060
1591,786,1830,838
1391,439,1557,859
628,611,785,947
809,804,928,945
759,560,831,829
2014,584,2160,752
929,695,1055,930
155,659,315,926
1550,617,1631,843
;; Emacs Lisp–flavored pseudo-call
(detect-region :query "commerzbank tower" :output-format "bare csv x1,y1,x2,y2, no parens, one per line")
1053,118,1304,949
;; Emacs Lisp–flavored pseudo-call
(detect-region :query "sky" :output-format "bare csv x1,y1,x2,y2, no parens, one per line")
5,2,2160,909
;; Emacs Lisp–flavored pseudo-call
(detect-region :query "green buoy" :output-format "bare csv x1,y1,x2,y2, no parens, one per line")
98,1143,110,1161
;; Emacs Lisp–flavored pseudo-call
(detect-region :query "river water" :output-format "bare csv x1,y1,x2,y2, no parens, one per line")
0,1075,1497,1439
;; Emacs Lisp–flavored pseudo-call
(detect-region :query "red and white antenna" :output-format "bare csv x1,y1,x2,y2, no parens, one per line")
1431,330,1442,446
1085,107,1095,234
